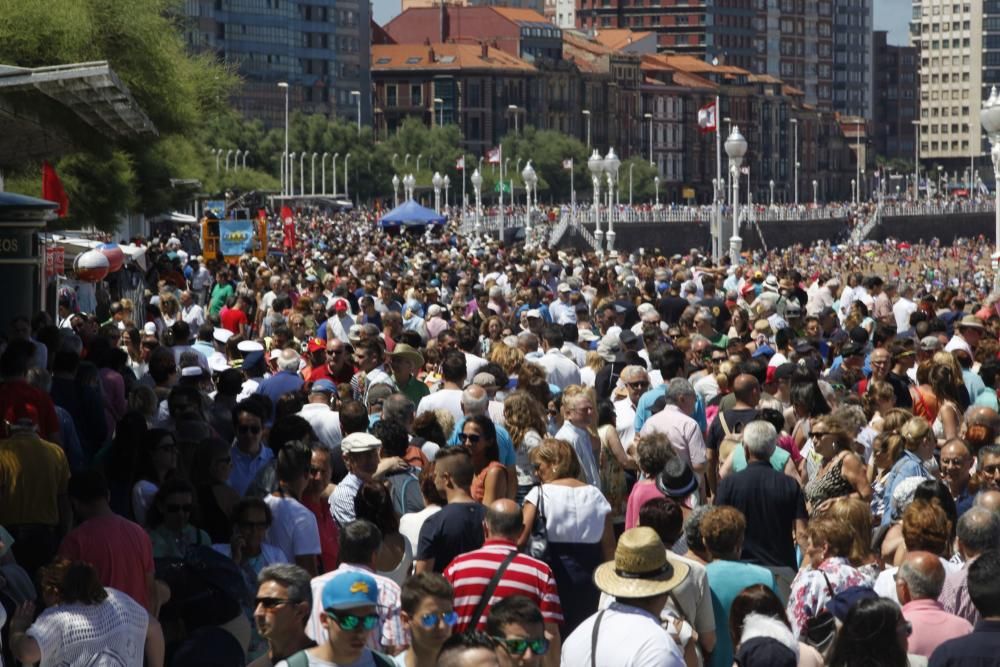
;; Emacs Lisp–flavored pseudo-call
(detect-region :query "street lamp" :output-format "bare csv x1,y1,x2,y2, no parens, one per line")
724,126,748,260
790,118,799,206
813,179,819,204
278,82,289,195
350,90,361,135
629,162,635,207
769,179,775,207
508,105,520,134
604,148,621,253
242,151,249,169
344,153,351,199
980,87,1000,292
432,171,443,213
912,120,921,201
588,149,604,251
322,152,329,195
851,179,856,204
299,152,306,196
311,152,318,195
654,175,660,208
234,149,242,170
392,174,400,207
433,97,444,127
861,167,866,202
332,153,339,196
280,152,286,193
855,118,864,205
289,152,296,195
416,154,423,172
225,149,234,171
404,153,411,168
522,161,537,242
644,112,653,165
937,164,944,198
582,109,591,149
443,174,450,208
470,169,483,235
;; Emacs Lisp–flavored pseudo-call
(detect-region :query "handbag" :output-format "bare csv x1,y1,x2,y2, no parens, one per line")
527,485,550,561
802,571,838,654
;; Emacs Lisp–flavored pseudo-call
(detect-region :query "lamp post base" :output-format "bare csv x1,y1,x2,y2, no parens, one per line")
606,230,616,253
595,229,604,255
729,235,743,263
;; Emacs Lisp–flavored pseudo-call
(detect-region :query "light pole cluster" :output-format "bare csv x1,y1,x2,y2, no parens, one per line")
213,148,250,172
724,126,748,261
587,148,621,255
980,86,1000,294
402,173,416,201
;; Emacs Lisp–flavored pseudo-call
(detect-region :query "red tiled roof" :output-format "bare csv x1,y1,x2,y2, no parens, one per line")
371,43,535,71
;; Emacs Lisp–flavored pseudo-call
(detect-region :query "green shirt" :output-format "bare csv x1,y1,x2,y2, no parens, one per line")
209,283,234,316
399,374,430,405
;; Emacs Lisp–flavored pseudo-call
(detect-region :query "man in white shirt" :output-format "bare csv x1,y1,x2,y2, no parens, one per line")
179,290,205,330
537,326,581,390
297,380,342,451
893,283,918,333
548,283,577,325
554,392,601,486
945,315,984,356
614,365,649,453
563,527,686,666
639,378,708,477
415,351,466,424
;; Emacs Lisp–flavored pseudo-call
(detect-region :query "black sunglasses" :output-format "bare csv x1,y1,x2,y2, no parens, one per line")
459,432,481,444
238,424,262,435
255,597,296,610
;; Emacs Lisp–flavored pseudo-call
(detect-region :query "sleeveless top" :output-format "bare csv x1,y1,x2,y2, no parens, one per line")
805,455,854,509
471,461,506,502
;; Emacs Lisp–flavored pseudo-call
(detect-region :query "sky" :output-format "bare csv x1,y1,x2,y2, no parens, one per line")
373,0,915,46
875,0,913,46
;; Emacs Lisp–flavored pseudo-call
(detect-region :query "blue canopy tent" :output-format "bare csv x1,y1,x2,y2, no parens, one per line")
379,200,446,229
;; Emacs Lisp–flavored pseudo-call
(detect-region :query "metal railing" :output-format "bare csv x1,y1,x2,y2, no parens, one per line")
879,200,995,218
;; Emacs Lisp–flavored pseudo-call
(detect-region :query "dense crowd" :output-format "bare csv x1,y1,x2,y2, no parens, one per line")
6,207,1000,667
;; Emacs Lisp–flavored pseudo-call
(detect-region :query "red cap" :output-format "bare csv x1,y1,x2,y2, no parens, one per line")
333,298,348,312
307,337,326,353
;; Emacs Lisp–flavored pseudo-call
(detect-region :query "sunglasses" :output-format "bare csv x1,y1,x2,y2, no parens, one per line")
255,597,295,610
419,611,459,629
627,381,650,390
493,637,550,656
326,612,379,631
166,503,193,513
459,433,481,444
982,464,1000,475
238,425,262,435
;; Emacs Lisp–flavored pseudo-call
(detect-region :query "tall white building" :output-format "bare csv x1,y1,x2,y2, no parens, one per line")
911,0,981,165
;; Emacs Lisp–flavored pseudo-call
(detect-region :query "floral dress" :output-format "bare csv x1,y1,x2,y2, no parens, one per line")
786,556,874,637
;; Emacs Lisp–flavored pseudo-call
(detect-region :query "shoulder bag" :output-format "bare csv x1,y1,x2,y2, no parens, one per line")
527,485,550,561
466,549,518,632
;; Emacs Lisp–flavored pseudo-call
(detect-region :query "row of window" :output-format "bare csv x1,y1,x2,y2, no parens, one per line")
925,2,972,16
923,55,972,67
921,20,971,32
922,71,972,83
921,88,972,101
921,105,971,117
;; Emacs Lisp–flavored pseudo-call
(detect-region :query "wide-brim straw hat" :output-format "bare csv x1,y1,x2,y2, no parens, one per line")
593,527,689,598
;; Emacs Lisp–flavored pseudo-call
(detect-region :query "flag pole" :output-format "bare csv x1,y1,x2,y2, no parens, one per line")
715,94,722,262
499,143,504,239
462,155,467,229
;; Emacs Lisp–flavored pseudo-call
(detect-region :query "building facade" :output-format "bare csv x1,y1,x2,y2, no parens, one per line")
873,30,918,162
832,0,873,119
182,0,371,128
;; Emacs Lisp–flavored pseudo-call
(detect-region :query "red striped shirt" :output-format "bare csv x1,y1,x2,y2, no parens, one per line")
443,539,564,632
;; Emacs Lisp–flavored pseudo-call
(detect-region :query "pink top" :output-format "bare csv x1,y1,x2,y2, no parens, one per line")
901,598,974,657
624,480,665,530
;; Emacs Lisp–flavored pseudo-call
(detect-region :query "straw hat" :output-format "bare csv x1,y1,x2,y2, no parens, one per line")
593,527,689,598
390,343,424,368
958,315,985,331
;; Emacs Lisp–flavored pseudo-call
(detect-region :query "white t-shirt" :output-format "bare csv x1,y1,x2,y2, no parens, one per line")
298,404,343,450
276,650,376,666
525,484,611,544
263,495,321,563
399,505,441,552
415,388,464,424
26,588,149,667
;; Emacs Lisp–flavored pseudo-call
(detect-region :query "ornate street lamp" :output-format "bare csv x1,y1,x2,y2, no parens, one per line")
588,149,604,252
724,126,748,261
604,148,621,253
392,174,400,207
470,169,483,235
432,171,443,213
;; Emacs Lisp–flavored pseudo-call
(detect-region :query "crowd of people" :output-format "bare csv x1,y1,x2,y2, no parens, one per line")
7,206,1000,666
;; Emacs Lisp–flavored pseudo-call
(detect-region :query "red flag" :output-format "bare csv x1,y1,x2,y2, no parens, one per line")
42,161,69,217
280,205,293,222
283,219,296,249
697,101,717,134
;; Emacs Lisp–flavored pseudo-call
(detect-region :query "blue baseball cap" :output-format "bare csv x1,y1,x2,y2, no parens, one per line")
322,572,379,612
311,379,337,394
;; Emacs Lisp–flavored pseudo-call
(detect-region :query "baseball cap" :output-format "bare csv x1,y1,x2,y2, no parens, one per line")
919,335,942,352
237,340,264,353
310,379,337,394
332,298,349,313
341,432,382,454
841,342,865,358
322,571,379,612
307,337,326,353
557,283,571,293
526,309,542,319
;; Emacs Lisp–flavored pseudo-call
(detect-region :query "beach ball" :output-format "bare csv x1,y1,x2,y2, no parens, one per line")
97,243,125,273
74,249,109,282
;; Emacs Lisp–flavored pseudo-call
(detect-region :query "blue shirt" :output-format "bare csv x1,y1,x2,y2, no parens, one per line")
447,418,516,467
705,559,777,667
255,370,305,414
880,449,933,526
929,619,1000,667
634,386,707,432
228,444,275,496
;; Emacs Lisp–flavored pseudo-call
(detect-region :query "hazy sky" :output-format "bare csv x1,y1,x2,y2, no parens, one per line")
373,0,915,45
876,0,913,46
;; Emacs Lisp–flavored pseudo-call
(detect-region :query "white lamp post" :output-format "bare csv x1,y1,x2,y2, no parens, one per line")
644,112,653,165
416,153,423,172
443,174,450,208
350,90,361,135
725,126,748,260
404,153,411,168
289,152,296,195
851,179,856,205
433,97,444,127
980,86,1000,293
392,174,400,207
629,162,635,207
299,152,306,196
344,153,351,199
242,151,249,169
790,118,799,206
432,171,443,213
769,179,775,207
278,82,289,195
654,175,660,208
582,109,591,149
588,149,604,252
522,161,537,242
912,120,921,201
470,169,483,235
225,149,234,171
332,153,339,197
508,104,520,134
311,152,318,195
813,179,819,204
322,152,329,195
604,148,620,253
233,149,242,170
280,152,286,194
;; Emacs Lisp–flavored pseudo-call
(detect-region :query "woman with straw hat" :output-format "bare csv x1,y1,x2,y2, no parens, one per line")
562,527,688,666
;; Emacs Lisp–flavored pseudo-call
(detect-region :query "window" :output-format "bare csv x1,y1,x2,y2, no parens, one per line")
411,84,422,106
386,85,397,106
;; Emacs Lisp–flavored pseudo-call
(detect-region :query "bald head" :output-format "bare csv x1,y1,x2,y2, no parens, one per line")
485,499,523,540
733,374,761,406
957,506,1000,558
898,550,945,601
966,405,1000,432
461,384,489,416
976,490,1000,514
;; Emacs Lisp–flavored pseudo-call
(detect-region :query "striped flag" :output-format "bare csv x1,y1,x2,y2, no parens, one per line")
487,146,501,164
456,156,465,171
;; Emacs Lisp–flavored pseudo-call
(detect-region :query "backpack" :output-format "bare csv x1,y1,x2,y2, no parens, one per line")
284,648,395,667
718,412,745,463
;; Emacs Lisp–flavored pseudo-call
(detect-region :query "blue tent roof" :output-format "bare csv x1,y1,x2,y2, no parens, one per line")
379,199,446,228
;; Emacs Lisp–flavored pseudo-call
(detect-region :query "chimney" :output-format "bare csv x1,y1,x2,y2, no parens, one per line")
481,41,489,58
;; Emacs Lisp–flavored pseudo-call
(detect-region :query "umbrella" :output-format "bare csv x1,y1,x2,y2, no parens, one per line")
379,200,446,228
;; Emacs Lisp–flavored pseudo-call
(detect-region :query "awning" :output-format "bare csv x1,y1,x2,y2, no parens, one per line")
40,234,148,272
150,211,198,224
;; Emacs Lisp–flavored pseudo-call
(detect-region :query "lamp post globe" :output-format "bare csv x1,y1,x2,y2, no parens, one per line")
432,171,443,213
724,126,748,260
588,149,604,245
470,169,483,235
442,174,450,208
